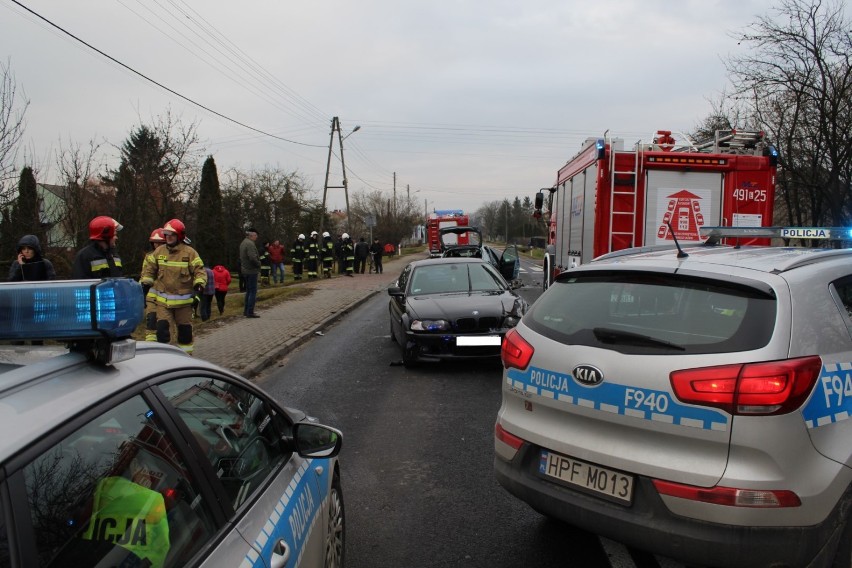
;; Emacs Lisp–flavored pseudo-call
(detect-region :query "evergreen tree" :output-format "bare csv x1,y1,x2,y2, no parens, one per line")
107,126,170,278
10,166,42,243
196,156,225,267
0,206,13,271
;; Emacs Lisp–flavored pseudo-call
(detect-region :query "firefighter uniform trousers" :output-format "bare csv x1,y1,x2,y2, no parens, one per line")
322,238,335,278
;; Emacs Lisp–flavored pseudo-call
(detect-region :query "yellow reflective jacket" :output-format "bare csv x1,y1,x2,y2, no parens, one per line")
140,242,206,307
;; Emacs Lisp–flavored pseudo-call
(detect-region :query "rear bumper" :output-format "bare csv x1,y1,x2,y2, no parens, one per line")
494,444,847,568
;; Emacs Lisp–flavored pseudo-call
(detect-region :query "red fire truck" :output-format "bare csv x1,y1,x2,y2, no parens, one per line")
426,210,470,257
537,129,778,288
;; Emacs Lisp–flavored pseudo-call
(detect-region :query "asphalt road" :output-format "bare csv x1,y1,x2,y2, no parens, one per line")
256,269,687,568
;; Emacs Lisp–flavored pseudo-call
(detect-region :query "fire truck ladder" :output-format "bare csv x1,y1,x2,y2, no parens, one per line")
608,139,641,252
693,129,766,154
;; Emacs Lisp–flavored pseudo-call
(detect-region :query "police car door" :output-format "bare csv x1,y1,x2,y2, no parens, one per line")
157,376,327,568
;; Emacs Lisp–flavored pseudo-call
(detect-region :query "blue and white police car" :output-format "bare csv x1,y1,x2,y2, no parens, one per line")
495,227,852,568
0,278,344,568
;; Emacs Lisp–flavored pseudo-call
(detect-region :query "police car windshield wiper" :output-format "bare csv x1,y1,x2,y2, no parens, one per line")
593,327,686,351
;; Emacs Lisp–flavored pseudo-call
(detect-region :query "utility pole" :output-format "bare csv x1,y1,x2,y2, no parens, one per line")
321,117,359,235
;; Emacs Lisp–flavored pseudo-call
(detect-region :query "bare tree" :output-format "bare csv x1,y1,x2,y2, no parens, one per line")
218,166,316,269
726,0,852,227
54,137,106,249
0,59,28,208
351,189,421,246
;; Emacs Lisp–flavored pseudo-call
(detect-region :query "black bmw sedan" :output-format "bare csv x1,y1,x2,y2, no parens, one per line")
387,257,528,367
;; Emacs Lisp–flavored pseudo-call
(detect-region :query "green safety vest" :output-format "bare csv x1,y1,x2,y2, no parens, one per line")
83,476,170,568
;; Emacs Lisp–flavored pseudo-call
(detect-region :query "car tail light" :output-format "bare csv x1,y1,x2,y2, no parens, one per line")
502,328,534,370
653,479,800,508
494,422,525,451
670,356,822,415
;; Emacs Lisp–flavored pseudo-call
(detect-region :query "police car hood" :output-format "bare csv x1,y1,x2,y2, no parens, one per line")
406,290,521,322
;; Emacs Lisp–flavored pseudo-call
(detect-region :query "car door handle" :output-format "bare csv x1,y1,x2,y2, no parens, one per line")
270,538,291,568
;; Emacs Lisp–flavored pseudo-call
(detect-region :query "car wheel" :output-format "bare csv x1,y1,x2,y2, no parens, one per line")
402,341,418,368
325,471,345,568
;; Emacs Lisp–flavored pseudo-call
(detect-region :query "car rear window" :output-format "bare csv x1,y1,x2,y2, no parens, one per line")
525,271,776,354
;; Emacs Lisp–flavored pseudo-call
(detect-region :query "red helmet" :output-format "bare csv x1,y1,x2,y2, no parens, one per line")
149,228,166,243
88,216,122,241
162,218,186,242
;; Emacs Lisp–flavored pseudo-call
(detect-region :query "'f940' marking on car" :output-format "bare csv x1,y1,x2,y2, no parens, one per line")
625,388,670,414
802,362,852,429
507,366,729,431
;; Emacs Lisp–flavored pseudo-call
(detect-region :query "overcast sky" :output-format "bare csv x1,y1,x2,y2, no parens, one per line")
1,0,776,215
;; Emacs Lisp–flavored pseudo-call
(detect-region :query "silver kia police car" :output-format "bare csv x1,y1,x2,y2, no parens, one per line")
495,228,852,568
0,278,344,568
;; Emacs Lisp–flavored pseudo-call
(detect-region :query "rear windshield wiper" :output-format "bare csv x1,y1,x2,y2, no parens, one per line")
593,327,686,351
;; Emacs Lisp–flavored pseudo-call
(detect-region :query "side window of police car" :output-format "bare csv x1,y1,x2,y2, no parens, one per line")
20,394,218,567
157,377,289,510
830,276,852,335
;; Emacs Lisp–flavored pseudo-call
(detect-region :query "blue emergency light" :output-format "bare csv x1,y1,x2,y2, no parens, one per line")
0,278,144,341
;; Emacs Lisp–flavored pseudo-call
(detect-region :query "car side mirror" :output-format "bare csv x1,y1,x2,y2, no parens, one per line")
293,423,342,458
387,286,404,297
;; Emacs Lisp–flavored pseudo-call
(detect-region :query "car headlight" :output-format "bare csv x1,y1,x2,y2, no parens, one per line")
411,319,451,331
503,315,522,328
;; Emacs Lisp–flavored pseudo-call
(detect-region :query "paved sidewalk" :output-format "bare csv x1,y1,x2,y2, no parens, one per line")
193,253,423,377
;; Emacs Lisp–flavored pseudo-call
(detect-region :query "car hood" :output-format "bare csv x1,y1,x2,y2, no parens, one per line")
406,290,525,321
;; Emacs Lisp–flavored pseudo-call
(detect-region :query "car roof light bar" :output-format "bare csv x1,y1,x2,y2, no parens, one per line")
700,226,852,244
0,278,144,342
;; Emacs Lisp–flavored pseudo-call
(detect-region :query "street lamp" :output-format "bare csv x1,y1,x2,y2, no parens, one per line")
342,125,361,141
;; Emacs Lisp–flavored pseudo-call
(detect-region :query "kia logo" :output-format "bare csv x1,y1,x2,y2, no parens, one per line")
573,364,603,386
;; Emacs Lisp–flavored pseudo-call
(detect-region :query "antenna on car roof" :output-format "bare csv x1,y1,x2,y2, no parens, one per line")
666,222,689,258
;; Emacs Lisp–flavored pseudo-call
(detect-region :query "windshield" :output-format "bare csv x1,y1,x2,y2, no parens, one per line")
409,263,505,294
525,271,776,354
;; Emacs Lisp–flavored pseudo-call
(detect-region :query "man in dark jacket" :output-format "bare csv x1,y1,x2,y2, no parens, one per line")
369,237,383,274
7,234,56,281
239,228,261,317
71,216,124,278
354,237,370,274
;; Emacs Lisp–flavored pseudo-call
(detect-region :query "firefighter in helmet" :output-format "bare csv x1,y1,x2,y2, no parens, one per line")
342,232,355,277
291,233,306,280
71,216,124,278
142,228,167,342
140,219,207,354
321,231,335,278
306,231,319,279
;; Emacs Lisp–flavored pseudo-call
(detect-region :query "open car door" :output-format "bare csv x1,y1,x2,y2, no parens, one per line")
499,245,520,282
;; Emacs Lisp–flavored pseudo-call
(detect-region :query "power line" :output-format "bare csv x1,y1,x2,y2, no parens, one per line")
8,0,326,148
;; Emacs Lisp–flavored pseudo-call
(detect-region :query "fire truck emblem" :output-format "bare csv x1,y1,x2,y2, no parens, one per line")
657,190,704,241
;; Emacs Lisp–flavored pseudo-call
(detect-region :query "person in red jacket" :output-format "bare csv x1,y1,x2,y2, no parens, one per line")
266,239,286,284
212,265,232,315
